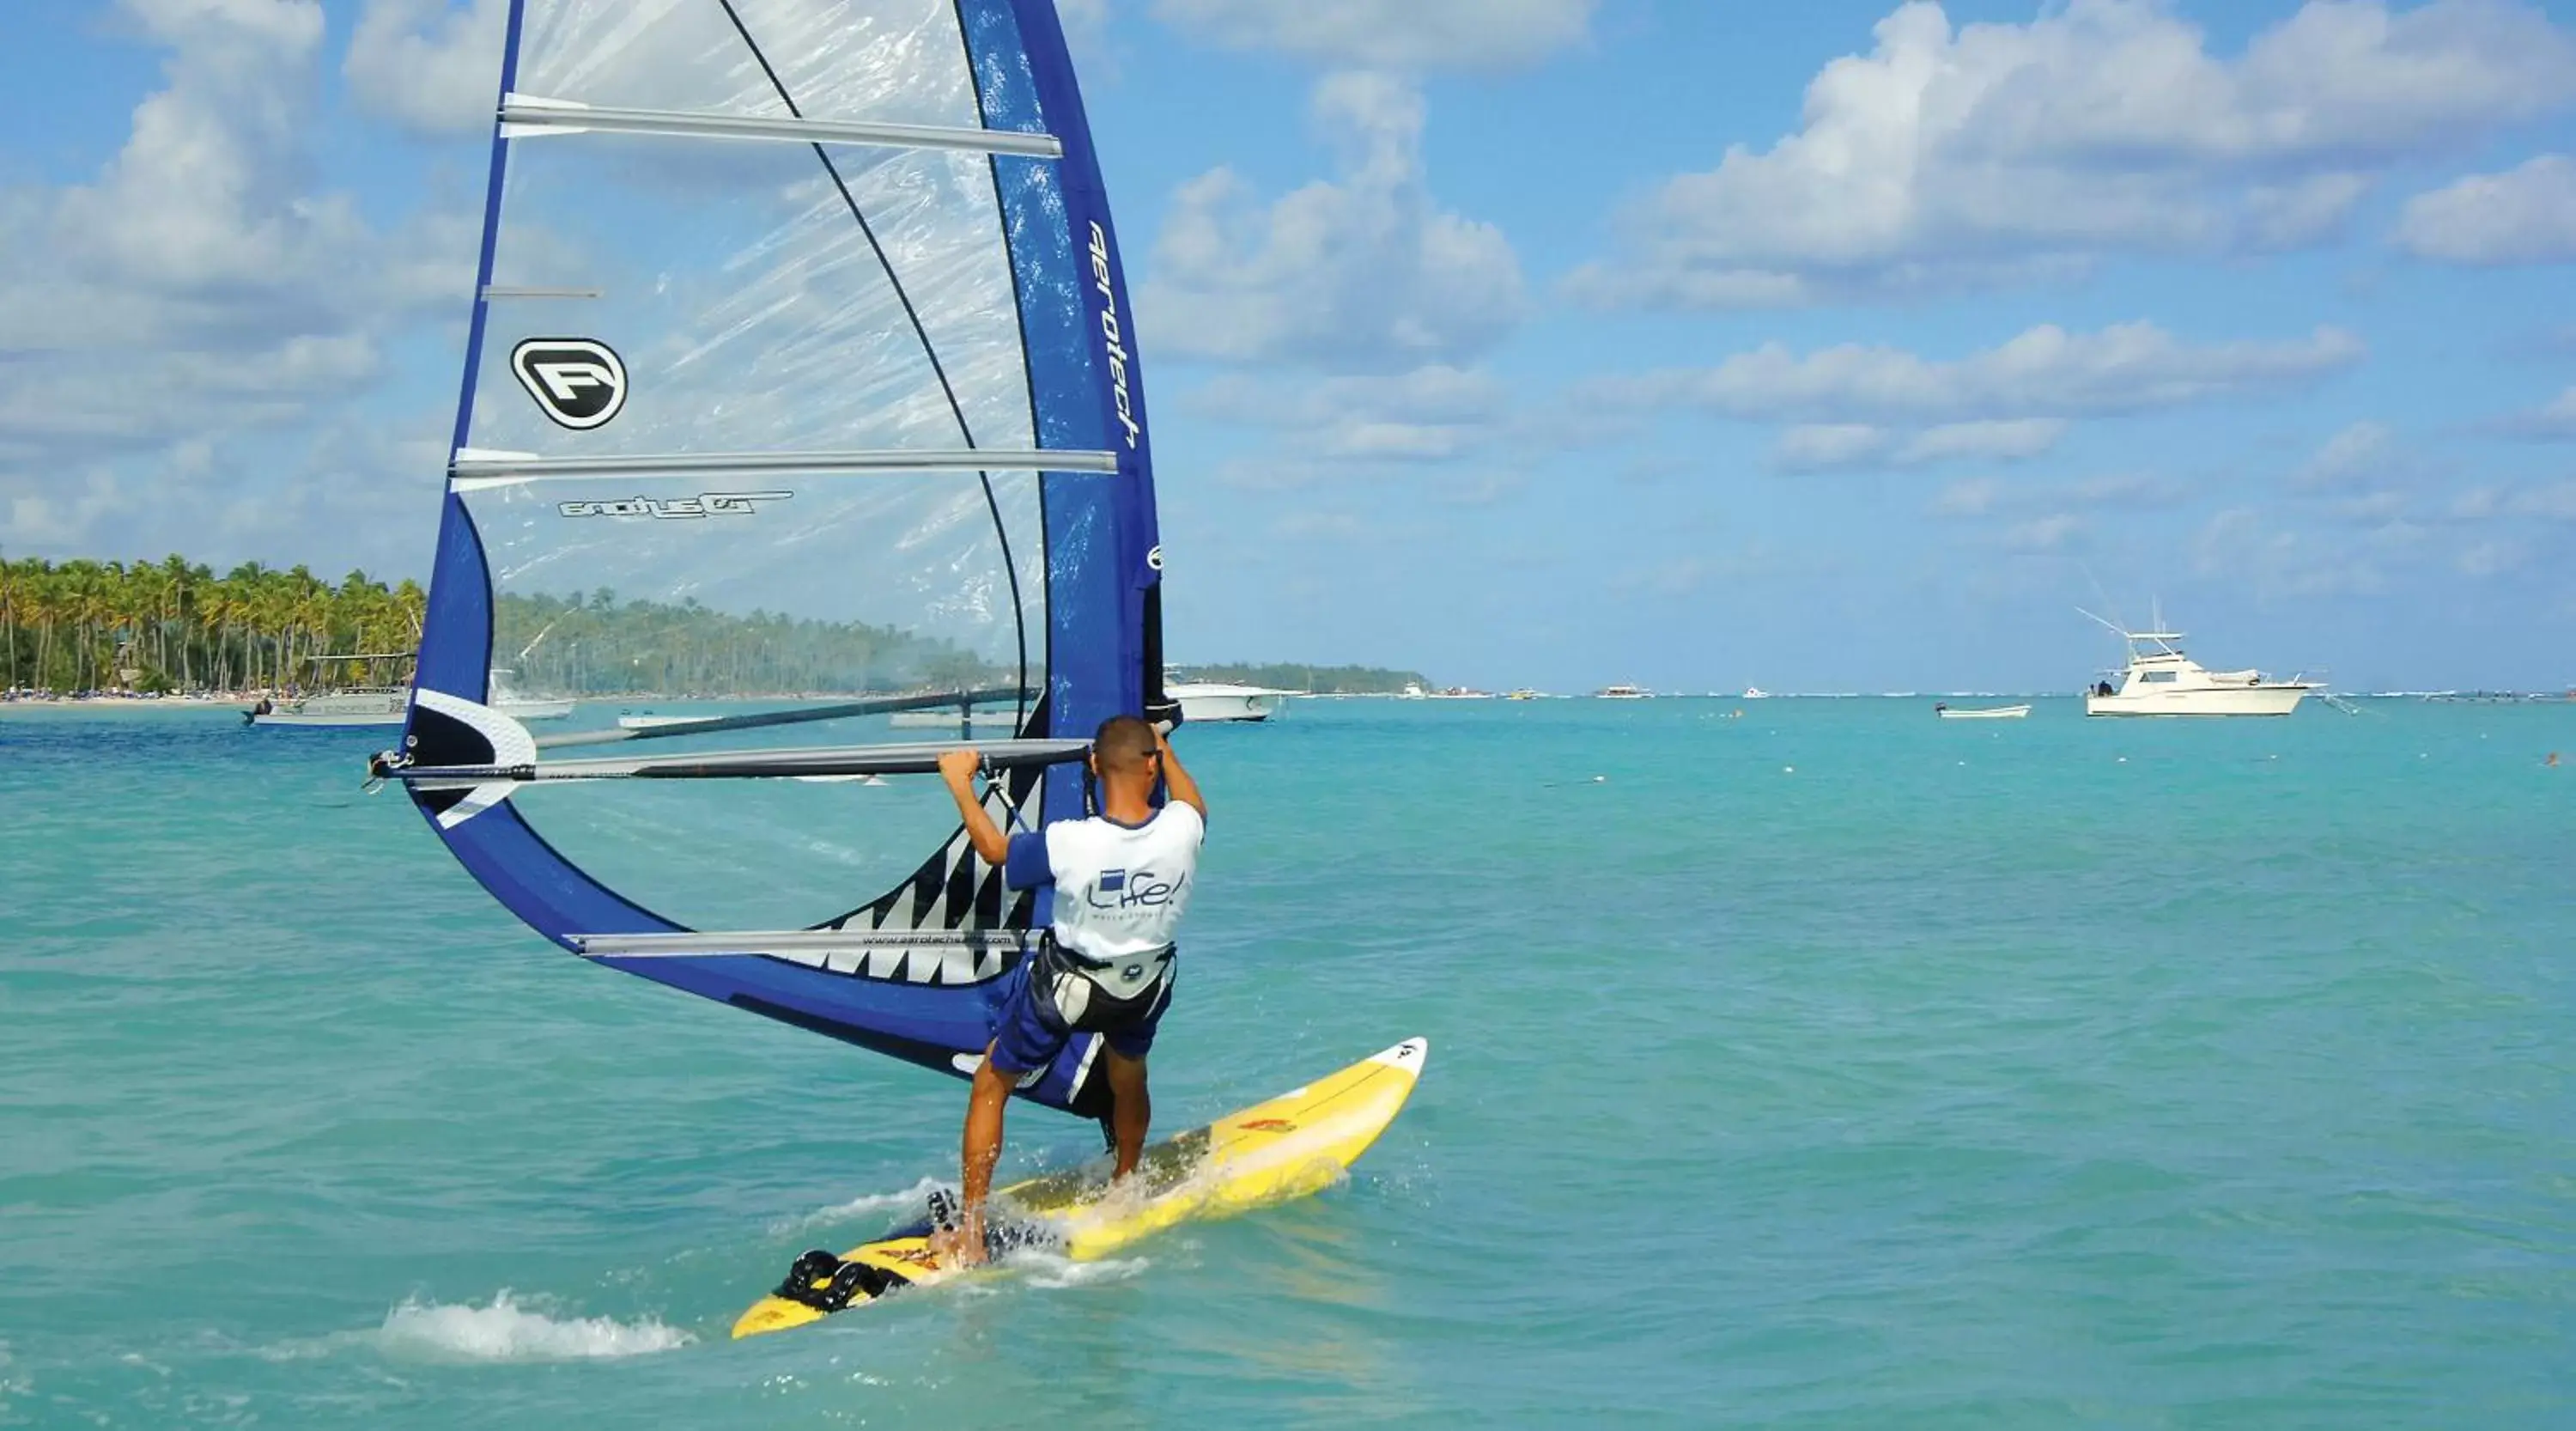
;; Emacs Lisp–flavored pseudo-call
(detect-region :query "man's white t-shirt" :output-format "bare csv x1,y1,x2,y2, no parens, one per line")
1005,803,1205,997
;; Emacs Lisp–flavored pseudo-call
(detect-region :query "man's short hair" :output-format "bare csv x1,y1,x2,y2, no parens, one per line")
1091,714,1158,773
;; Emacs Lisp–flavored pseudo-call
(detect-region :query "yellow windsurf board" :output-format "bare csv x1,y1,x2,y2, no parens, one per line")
732,1036,1427,1338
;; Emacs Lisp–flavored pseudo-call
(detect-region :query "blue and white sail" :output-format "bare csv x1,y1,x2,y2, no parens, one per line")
384,0,1170,1118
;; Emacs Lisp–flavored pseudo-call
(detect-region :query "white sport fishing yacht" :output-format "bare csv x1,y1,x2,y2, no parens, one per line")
2081,610,2314,717
1166,671,1291,723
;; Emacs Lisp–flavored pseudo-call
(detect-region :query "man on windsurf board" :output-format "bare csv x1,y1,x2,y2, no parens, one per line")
933,716,1207,1264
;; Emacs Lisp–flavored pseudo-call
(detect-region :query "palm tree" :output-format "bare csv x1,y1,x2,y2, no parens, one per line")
0,551,21,691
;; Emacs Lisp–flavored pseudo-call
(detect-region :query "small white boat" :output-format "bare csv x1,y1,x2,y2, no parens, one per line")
617,712,711,730
250,657,574,727
246,653,413,727
1741,686,1771,699
1595,685,1652,699
246,688,410,728
1935,703,2030,720
888,709,1020,731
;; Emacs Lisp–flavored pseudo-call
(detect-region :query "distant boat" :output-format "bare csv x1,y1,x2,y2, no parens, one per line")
1935,703,2030,720
887,709,1020,731
1169,679,1289,723
488,669,575,722
249,655,572,727
616,712,706,730
1595,684,1651,699
246,687,410,728
1505,688,1540,701
1741,686,1771,699
2081,608,2315,717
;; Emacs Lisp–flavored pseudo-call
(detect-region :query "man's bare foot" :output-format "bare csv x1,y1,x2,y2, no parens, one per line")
929,1218,987,1267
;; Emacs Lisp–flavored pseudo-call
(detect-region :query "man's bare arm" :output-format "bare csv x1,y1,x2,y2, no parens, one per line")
936,748,1012,866
1157,728,1207,825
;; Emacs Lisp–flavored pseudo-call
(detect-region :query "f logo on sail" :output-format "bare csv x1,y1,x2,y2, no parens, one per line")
509,338,628,430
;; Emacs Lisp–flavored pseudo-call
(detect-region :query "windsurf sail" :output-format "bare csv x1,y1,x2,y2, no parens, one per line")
381,0,1170,1119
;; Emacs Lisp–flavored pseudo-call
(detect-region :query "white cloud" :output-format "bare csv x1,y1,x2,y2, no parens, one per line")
1899,418,2068,464
2509,479,2576,518
343,0,510,135
1768,417,2067,472
1567,0,2576,308
1057,0,1115,71
2193,505,2398,597
1613,545,1798,599
1140,72,1525,369
2446,480,2576,521
2327,490,2409,522
1189,364,1528,488
1152,0,1593,70
0,0,471,563
1599,322,2363,423
2063,472,2190,510
2457,539,2528,575
2395,154,2576,264
1771,424,1892,473
1934,477,2002,516
1273,509,1376,543
2500,385,2576,439
2292,420,2410,489
1931,470,2187,520
2002,514,2087,552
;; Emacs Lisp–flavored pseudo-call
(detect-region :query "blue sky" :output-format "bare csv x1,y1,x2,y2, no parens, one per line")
4,1,2575,691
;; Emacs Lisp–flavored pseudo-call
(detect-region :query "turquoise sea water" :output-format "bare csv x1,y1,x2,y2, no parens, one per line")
2,697,2569,1428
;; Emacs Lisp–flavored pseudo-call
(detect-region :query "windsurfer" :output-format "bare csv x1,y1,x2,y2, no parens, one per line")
931,716,1207,1265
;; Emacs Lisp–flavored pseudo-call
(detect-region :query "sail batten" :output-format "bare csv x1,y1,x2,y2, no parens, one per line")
402,0,1167,1123
498,94,1063,156
574,929,1039,957
398,736,1089,788
533,686,1035,749
449,448,1118,483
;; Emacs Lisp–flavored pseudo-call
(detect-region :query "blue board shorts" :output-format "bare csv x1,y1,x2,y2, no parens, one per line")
987,955,1175,1075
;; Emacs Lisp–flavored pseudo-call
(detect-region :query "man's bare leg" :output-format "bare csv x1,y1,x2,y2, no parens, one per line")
1105,1048,1151,1179
937,1044,1015,1266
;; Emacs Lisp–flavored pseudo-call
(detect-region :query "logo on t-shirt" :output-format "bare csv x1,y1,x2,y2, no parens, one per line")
1087,868,1184,910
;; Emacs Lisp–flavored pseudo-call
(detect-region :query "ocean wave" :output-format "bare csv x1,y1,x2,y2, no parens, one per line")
1010,1249,1151,1291
374,1293,690,1362
776,1176,945,1233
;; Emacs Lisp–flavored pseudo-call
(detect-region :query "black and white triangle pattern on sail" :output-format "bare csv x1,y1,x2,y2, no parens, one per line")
796,754,1044,953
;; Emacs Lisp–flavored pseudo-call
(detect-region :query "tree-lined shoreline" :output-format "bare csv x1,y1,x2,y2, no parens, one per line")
0,554,1000,700
0,554,1418,703
0,557,423,697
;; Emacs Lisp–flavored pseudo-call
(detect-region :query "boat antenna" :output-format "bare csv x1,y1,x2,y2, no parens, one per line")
2075,606,2129,639
2076,562,2127,633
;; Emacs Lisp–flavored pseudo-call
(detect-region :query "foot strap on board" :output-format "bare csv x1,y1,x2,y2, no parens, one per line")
774,1248,908,1312
928,1186,1056,1258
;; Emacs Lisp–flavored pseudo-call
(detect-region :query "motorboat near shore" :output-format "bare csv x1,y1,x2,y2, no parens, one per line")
1171,680,1290,722
248,656,572,728
1936,703,2031,720
2080,610,2315,717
